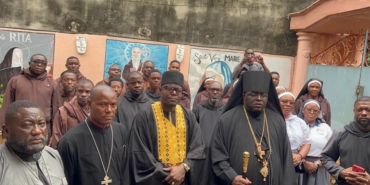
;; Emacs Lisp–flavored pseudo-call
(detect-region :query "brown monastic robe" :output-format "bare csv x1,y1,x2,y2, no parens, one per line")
96,78,127,98
184,79,191,101
52,85,76,118
50,96,89,148
0,69,57,135
192,90,208,108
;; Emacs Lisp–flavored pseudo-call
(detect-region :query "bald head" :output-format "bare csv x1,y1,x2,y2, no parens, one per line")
128,71,143,80
89,85,117,125
209,81,222,89
90,85,116,102
208,81,223,104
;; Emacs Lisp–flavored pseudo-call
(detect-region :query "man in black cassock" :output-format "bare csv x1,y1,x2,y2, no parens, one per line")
210,71,295,185
114,71,153,131
57,85,129,185
321,96,370,185
129,70,205,185
192,81,224,185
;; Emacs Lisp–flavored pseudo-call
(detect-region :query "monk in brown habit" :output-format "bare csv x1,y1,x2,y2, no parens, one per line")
52,70,77,118
97,64,127,97
97,64,122,85
142,60,155,91
0,54,57,138
50,79,94,148
55,56,86,83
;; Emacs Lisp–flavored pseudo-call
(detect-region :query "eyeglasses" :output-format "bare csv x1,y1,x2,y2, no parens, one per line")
162,85,183,94
209,88,222,93
281,100,294,105
246,92,268,99
32,59,47,66
305,108,320,113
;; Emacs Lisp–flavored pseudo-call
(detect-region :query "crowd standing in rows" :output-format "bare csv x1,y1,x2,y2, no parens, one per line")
0,48,370,185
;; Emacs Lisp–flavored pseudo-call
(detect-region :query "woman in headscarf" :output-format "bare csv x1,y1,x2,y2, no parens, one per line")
294,78,331,126
298,99,332,185
276,86,287,95
0,47,23,94
192,77,214,108
279,92,311,184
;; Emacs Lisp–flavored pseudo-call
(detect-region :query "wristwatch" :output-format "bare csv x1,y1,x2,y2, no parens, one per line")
314,161,319,166
182,163,190,172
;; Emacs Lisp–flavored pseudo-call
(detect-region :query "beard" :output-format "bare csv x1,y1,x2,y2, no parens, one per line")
356,117,370,128
132,56,141,64
7,133,48,154
210,98,219,103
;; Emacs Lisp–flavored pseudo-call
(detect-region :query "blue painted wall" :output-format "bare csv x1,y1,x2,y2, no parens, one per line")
306,65,364,130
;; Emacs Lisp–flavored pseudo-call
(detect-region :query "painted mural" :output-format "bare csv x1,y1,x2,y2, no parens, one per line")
188,48,243,103
105,40,169,82
0,30,55,107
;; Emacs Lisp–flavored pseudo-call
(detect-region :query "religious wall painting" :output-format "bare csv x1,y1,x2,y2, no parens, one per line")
0,30,55,106
105,40,169,82
188,48,243,104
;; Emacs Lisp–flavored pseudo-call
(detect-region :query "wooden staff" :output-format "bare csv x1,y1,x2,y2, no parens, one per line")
242,152,250,178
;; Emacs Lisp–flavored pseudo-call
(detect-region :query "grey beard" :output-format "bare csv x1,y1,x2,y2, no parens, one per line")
7,133,48,154
210,98,219,103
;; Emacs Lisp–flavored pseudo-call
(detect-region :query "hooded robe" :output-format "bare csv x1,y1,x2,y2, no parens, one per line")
113,91,153,132
321,121,370,185
209,71,296,185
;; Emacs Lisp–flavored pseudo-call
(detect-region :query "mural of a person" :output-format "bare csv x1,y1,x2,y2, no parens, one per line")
0,47,23,94
122,47,143,81
192,61,233,106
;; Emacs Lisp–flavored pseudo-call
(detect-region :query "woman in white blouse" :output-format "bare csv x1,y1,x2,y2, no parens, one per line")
298,99,332,185
278,92,311,184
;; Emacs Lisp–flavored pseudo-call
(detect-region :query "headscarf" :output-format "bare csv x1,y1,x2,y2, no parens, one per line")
222,71,283,117
196,77,214,94
298,99,325,123
296,78,325,99
278,92,295,100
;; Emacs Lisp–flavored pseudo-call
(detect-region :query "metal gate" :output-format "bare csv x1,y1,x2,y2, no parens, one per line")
305,30,369,129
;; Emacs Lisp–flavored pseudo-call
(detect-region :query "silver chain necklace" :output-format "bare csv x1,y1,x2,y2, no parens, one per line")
8,144,52,184
85,119,114,185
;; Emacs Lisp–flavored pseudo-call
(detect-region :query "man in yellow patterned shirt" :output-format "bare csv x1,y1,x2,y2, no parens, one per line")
129,70,205,185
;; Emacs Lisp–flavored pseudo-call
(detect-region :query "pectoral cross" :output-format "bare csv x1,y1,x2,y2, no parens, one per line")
260,160,269,181
101,176,112,185
254,144,265,161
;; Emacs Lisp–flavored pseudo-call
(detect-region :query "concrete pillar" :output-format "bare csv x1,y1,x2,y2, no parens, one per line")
291,31,316,95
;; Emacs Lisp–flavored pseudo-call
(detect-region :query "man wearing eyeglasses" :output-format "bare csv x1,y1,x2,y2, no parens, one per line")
129,70,205,185
0,54,57,140
192,81,224,184
97,64,127,97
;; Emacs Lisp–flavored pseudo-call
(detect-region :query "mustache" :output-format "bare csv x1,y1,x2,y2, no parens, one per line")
29,136,46,142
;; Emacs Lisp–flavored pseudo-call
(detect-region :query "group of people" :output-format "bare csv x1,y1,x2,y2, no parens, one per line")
0,49,370,185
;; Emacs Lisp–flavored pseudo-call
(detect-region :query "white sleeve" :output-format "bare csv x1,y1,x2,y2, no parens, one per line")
300,119,311,145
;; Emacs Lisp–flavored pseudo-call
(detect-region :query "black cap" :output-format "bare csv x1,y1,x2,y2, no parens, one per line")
161,71,184,88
